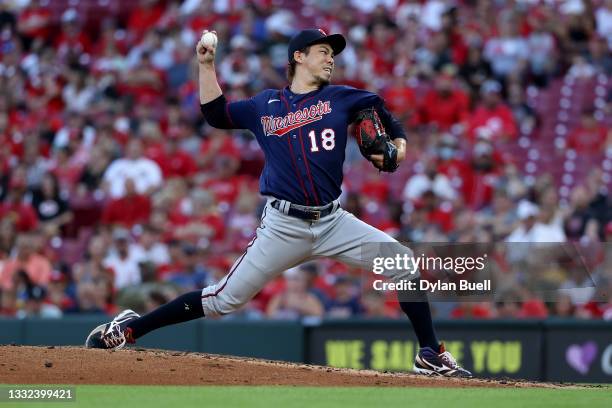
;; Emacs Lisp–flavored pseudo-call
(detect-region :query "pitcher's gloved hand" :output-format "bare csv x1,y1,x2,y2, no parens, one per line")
353,107,399,173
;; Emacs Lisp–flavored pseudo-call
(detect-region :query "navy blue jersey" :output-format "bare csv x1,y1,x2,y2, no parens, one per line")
207,85,404,206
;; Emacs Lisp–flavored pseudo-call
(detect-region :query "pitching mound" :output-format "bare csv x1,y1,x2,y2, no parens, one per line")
1,345,561,388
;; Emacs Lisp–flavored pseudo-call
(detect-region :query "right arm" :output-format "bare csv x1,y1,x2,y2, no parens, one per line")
197,30,255,130
197,31,222,104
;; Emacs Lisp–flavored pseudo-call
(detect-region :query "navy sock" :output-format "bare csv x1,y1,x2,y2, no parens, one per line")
127,290,204,339
399,295,440,351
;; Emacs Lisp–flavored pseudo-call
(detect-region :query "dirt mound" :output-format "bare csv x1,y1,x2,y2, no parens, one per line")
0,345,561,388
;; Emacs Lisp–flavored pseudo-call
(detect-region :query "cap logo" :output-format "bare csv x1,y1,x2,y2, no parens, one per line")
317,29,327,36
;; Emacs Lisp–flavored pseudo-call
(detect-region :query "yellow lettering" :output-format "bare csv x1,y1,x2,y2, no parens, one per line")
370,341,388,371
389,341,405,370
487,341,503,373
326,341,348,367
505,342,521,373
351,341,364,369
471,342,488,373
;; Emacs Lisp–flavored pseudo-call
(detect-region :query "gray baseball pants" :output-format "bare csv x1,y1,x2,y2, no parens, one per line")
201,197,416,316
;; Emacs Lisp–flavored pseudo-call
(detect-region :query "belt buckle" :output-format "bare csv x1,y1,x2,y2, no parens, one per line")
311,210,321,221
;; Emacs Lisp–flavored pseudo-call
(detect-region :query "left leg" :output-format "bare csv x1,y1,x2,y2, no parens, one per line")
311,209,472,377
311,209,440,350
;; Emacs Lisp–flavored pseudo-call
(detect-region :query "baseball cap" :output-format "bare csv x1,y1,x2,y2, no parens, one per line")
287,29,346,62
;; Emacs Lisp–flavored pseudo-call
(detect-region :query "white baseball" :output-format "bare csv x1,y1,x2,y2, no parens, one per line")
200,31,217,49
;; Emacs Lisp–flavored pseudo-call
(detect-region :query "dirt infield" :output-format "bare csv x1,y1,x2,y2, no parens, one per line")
1,345,563,388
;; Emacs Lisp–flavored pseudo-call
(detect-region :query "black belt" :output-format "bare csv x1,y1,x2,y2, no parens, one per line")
271,200,337,221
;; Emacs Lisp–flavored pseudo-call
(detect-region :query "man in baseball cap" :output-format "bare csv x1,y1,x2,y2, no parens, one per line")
286,29,346,83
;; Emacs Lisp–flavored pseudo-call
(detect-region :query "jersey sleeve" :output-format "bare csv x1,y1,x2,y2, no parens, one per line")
226,97,258,131
338,86,407,140
338,86,385,122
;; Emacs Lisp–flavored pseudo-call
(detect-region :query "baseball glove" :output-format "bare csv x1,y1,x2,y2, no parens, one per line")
353,107,399,172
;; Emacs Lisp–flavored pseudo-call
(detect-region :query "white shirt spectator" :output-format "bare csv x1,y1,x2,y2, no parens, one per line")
527,31,555,75
103,157,162,198
403,173,457,202
349,0,397,13
506,222,566,243
484,36,529,77
596,3,612,47
129,242,170,266
104,251,142,289
62,84,96,113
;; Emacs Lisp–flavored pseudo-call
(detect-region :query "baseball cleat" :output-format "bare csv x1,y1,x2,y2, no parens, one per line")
85,309,140,350
413,343,472,377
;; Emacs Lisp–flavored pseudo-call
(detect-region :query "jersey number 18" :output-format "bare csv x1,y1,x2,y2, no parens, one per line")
308,129,335,152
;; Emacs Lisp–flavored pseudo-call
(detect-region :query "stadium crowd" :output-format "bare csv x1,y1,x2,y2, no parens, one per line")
0,0,611,321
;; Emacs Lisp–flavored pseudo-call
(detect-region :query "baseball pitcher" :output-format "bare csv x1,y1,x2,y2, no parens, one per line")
86,28,471,377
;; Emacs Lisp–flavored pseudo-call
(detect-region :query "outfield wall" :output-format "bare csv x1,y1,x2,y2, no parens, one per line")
1,317,610,383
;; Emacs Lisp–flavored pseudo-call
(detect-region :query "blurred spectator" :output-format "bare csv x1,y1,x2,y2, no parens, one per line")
326,276,363,317
564,185,602,241
73,235,114,293
595,0,612,47
148,132,197,179
526,16,557,87
0,233,51,290
586,35,612,74
567,108,610,154
15,285,62,319
103,139,162,198
0,174,38,233
16,0,51,49
130,225,170,267
507,200,565,243
468,80,518,142
102,178,152,228
361,289,398,318
507,83,537,136
403,158,457,202
266,268,324,319
127,0,165,45
77,146,112,195
459,46,493,98
29,173,73,236
171,188,225,244
55,9,92,62
219,35,261,88
163,243,208,291
418,72,470,131
62,67,96,114
483,14,528,81
481,191,518,240
103,229,143,289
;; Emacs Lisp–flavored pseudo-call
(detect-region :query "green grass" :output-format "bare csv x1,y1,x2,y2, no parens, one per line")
2,385,610,408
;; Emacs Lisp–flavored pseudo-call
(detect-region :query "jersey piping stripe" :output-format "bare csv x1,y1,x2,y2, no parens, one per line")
201,207,267,300
280,93,311,205
296,95,321,206
225,102,236,128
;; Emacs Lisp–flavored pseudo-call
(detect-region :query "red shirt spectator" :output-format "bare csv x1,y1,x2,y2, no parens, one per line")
0,174,38,232
17,1,52,40
419,74,470,130
149,138,197,179
567,110,609,154
0,201,38,232
468,80,518,142
127,0,165,44
382,79,418,123
102,179,151,228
